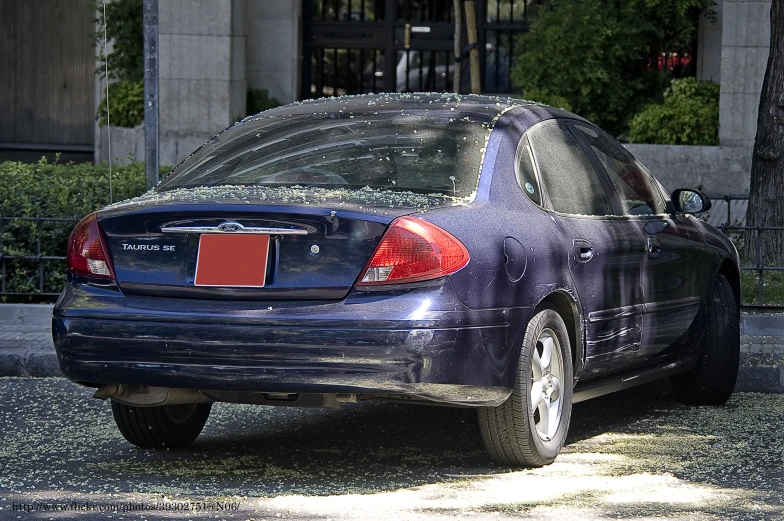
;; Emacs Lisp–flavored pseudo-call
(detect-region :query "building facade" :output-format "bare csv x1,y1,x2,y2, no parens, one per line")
1,0,772,194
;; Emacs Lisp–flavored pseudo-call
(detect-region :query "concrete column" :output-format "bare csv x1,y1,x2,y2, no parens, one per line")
246,0,301,104
158,0,247,165
696,0,723,82
718,0,771,148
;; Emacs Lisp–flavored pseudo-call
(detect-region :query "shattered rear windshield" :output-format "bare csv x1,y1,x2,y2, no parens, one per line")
156,110,491,199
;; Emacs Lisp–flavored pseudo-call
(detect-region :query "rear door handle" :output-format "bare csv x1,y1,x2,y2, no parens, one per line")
647,237,662,259
573,239,594,263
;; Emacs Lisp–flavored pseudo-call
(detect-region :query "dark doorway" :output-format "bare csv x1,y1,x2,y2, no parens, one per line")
301,0,529,100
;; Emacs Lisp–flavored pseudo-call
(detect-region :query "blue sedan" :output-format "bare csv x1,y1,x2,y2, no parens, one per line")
53,93,740,467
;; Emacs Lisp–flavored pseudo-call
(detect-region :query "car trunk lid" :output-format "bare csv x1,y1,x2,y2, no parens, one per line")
98,203,395,300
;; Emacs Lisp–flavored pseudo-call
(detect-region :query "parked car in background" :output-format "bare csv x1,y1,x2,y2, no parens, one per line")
53,93,740,467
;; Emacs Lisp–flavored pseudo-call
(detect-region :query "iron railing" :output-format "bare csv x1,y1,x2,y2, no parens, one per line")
1,197,782,305
706,195,784,308
0,215,80,298
302,0,529,98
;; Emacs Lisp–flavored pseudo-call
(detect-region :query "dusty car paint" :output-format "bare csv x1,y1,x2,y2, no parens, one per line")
53,93,739,408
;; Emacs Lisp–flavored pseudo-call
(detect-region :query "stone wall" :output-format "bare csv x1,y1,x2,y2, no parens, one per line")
96,124,144,165
624,144,752,196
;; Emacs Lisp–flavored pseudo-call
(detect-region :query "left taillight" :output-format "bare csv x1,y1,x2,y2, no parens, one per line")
66,212,115,280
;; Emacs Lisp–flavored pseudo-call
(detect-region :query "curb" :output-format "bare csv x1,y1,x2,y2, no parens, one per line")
0,304,58,377
0,348,60,378
735,366,784,393
742,313,784,336
0,303,53,327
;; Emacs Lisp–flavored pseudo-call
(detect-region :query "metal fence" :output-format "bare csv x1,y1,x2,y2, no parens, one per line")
302,0,529,98
1,198,782,306
0,215,80,299
706,195,784,308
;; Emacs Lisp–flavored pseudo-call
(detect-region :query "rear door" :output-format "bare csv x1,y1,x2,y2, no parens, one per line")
570,123,705,359
527,120,647,378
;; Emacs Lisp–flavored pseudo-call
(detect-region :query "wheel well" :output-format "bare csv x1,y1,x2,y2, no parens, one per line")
717,258,741,306
536,291,582,377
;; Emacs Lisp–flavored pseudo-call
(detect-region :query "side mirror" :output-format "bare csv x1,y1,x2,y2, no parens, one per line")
671,188,711,214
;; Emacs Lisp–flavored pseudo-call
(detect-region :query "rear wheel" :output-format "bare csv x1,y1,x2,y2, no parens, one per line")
110,401,212,449
478,308,573,467
671,273,740,405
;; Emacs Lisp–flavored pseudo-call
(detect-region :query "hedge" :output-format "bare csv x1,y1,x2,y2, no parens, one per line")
0,158,162,300
629,78,720,145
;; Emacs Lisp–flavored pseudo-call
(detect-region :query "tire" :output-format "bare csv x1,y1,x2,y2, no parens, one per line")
478,307,573,467
110,401,212,449
671,273,740,405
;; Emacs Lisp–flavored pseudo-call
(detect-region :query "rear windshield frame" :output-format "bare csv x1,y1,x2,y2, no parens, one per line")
155,108,494,202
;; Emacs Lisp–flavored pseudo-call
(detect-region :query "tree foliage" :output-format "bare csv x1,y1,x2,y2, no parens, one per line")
629,77,719,145
94,0,144,82
512,0,714,136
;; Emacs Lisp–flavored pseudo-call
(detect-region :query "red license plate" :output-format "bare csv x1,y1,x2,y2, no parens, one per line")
194,234,270,287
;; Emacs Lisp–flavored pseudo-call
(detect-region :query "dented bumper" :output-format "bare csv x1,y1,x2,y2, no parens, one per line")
52,281,530,406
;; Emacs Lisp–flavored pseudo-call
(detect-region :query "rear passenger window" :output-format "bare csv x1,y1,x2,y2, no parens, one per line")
516,136,541,205
527,122,612,216
573,123,666,216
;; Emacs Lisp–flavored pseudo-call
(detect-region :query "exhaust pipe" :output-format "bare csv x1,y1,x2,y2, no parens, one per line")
94,384,212,406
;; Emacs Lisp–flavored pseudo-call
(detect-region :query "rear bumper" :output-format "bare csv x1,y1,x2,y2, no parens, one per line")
53,281,530,406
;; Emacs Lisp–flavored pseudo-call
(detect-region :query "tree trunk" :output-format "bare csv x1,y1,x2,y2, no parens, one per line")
463,0,481,94
745,0,784,267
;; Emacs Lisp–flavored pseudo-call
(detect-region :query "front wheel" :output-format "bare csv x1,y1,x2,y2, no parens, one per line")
111,401,212,449
478,308,573,467
671,273,740,405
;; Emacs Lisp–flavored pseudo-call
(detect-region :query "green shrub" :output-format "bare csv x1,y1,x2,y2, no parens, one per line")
246,89,283,116
0,158,160,300
96,79,145,128
629,78,720,145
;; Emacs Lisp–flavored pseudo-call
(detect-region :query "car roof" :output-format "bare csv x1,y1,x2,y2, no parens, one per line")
241,92,577,123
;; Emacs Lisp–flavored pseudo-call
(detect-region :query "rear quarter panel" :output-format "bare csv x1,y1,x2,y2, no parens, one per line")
420,108,575,312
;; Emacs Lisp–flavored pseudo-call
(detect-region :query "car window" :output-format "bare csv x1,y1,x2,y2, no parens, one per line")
572,123,666,216
527,122,613,216
516,136,541,206
156,112,490,199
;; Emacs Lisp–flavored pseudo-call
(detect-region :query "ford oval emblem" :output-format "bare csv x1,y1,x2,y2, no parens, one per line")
217,221,244,232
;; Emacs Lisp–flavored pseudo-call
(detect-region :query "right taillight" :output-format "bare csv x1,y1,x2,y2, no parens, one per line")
66,212,115,280
358,216,470,285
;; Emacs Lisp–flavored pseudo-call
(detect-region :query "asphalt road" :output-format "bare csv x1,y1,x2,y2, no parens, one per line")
0,378,782,521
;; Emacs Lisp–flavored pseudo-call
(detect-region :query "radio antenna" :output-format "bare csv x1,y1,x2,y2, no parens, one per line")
103,1,113,204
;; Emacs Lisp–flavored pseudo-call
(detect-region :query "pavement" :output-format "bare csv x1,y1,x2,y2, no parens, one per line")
1,303,782,392
0,378,782,520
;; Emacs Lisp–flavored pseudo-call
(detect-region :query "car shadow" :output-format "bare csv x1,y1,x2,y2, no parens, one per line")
88,384,681,497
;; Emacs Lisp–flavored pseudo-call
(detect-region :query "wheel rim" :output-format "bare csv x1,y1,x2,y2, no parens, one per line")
163,403,199,424
530,328,564,442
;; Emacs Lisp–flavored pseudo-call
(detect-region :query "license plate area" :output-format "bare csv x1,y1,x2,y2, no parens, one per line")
194,234,270,287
